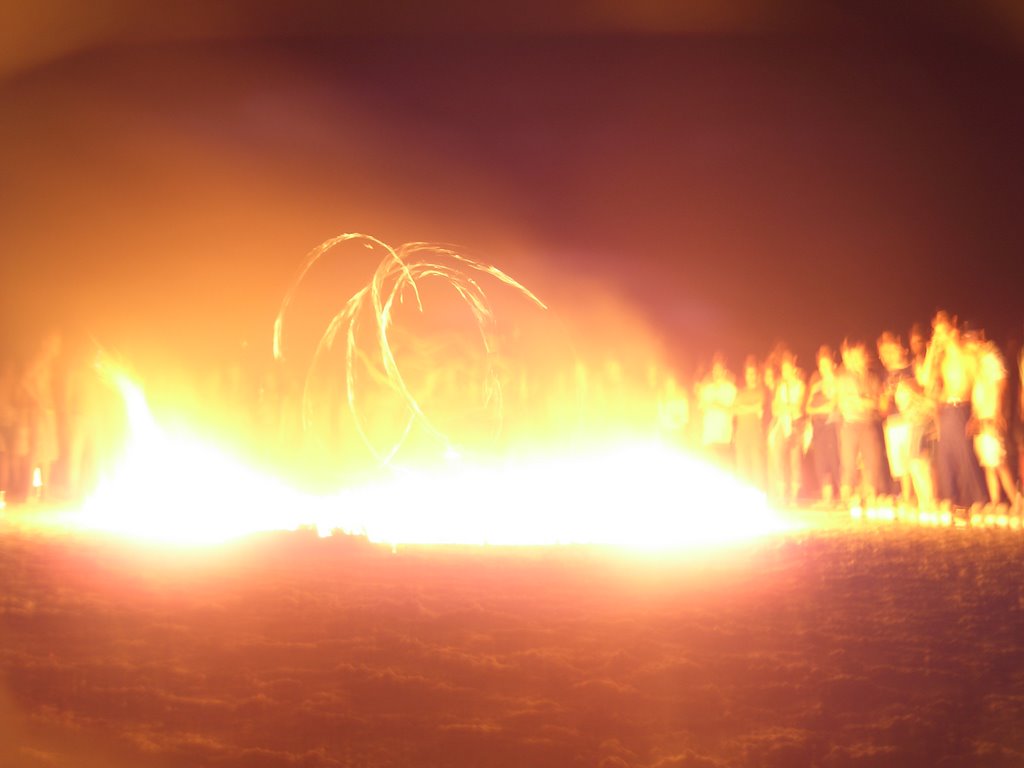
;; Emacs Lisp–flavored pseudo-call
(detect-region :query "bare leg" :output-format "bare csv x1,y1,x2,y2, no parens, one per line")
997,464,1018,505
985,467,1001,505
840,484,853,507
909,458,936,510
821,478,834,505
900,476,913,505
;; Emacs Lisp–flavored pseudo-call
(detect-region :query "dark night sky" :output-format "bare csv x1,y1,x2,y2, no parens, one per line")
2,2,1023,372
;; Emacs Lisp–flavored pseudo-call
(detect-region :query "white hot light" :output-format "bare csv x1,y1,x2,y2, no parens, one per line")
59,376,798,550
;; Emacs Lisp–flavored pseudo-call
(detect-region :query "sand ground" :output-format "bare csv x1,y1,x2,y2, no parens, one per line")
1,522,1023,767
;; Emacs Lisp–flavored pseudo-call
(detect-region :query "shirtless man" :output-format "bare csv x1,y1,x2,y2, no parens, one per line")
922,312,985,509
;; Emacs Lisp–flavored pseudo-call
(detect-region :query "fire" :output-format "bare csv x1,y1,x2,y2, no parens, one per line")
36,372,796,550
70,374,318,545
326,442,792,548
10,234,803,550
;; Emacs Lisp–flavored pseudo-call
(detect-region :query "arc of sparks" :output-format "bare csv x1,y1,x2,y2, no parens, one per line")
273,234,546,465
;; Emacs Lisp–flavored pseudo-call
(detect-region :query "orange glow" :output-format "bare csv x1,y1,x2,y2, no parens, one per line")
26,371,799,550
18,232,1014,549
11,235,806,551
850,505,1024,530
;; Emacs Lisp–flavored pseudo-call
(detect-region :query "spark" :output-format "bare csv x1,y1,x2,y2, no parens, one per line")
272,234,546,465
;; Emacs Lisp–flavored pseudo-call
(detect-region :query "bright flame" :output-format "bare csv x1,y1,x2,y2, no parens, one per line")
322,442,792,548
44,373,798,550
74,375,317,545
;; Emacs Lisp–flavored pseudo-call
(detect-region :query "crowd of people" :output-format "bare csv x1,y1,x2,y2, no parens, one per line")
664,311,1024,513
0,331,128,506
0,332,309,507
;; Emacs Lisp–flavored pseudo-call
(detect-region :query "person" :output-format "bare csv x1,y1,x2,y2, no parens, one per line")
1019,340,1024,497
877,332,916,505
64,340,106,501
733,356,766,489
968,328,1018,507
697,354,737,467
922,312,986,509
767,350,805,506
909,323,929,387
657,374,690,448
837,339,883,507
806,345,841,507
906,322,940,508
0,360,17,506
19,332,62,501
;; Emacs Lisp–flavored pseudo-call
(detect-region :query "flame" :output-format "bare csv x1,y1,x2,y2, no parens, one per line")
41,372,798,550
325,442,792,548
12,234,801,550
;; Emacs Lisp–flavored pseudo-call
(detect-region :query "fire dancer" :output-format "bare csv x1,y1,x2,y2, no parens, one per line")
837,339,883,507
922,312,986,509
806,345,841,507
